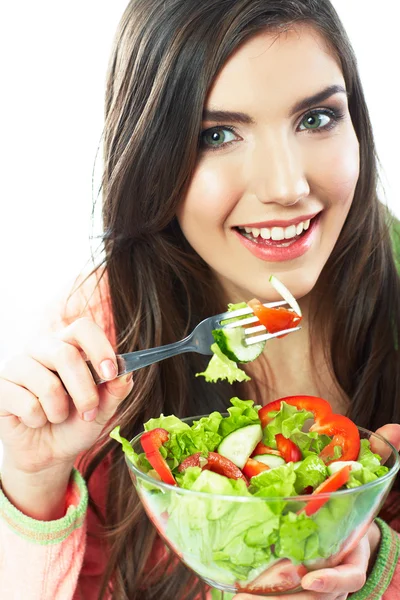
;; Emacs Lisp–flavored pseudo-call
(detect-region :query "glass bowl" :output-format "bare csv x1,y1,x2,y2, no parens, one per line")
126,419,399,596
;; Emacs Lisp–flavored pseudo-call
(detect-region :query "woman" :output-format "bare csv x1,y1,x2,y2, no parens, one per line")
0,0,399,598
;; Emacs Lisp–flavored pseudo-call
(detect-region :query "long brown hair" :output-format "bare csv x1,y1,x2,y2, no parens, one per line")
81,1,400,597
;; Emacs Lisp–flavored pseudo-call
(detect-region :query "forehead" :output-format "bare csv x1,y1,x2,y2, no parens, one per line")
206,25,344,112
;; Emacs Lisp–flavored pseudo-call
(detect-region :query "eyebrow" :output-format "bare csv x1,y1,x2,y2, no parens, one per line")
202,84,348,124
202,108,254,124
289,84,348,115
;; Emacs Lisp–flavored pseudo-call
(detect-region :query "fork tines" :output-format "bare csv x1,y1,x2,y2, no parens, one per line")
221,300,289,330
245,326,301,345
219,299,301,345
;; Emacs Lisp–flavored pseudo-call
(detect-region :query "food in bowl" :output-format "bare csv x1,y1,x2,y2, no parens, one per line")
112,396,399,595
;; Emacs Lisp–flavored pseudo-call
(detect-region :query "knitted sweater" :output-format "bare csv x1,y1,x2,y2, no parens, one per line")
0,271,399,600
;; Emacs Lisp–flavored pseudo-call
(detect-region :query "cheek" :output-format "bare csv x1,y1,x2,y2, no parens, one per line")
309,130,360,204
178,159,240,225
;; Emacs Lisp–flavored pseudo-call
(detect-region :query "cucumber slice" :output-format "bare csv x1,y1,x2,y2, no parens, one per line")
218,424,262,469
252,454,285,469
269,275,302,317
327,460,362,476
212,327,265,363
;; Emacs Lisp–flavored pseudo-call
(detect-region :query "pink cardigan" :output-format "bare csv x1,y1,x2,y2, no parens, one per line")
0,272,399,599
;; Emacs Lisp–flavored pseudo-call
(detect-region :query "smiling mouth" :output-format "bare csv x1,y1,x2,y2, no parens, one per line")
235,216,318,246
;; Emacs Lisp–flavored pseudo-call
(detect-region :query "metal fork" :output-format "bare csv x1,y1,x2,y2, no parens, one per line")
88,300,301,384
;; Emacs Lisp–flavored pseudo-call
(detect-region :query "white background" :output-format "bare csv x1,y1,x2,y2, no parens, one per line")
0,1,399,360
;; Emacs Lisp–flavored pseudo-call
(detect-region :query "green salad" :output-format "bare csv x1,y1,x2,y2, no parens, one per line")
112,397,391,585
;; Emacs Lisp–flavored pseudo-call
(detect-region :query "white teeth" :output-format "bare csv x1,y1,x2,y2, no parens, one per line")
284,225,296,239
260,227,271,240
238,217,314,241
271,227,285,241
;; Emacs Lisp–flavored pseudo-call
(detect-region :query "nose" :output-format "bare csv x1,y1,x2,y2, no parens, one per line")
247,130,310,206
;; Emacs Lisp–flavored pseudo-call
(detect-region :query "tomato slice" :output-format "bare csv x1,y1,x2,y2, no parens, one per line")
311,414,360,464
258,395,333,429
304,465,351,516
178,452,248,485
242,457,270,478
251,441,282,457
275,434,302,463
140,428,176,486
248,299,302,335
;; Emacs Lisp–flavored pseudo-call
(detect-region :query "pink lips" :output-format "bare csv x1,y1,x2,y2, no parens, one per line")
235,214,320,262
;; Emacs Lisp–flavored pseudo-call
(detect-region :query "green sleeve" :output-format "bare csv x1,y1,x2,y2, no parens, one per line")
350,518,400,599
389,215,400,273
0,468,88,544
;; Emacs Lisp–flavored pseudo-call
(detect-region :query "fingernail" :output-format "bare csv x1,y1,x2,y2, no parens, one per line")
305,578,325,591
100,359,117,380
83,407,98,422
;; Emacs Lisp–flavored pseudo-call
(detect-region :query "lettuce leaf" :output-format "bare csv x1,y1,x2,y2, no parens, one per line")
346,440,389,488
175,466,203,489
196,343,250,383
110,426,139,465
294,455,328,493
275,511,319,562
347,466,381,488
263,401,332,456
263,402,313,447
164,425,223,466
218,397,261,437
250,463,297,498
357,439,388,474
166,470,278,582
144,414,190,433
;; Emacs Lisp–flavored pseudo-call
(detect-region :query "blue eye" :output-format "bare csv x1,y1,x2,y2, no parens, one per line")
200,126,237,149
298,109,343,132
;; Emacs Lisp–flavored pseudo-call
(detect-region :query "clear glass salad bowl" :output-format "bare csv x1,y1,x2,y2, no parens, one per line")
126,419,399,597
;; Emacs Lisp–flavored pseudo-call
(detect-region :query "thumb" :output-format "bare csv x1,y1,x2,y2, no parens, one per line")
371,423,400,458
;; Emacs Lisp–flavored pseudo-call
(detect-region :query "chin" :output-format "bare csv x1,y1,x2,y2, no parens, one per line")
250,268,322,306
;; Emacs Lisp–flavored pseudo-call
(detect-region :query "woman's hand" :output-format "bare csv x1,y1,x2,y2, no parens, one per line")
0,318,133,518
233,423,400,600
232,533,370,600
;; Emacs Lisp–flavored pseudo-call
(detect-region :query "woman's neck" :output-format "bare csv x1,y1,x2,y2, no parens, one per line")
244,297,349,414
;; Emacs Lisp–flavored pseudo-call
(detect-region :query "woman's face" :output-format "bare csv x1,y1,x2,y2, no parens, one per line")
177,26,360,303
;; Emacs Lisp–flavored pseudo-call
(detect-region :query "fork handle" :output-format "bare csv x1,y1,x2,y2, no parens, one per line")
86,335,196,385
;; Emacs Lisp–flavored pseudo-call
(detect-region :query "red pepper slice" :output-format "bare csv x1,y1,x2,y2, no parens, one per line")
258,396,360,466
140,428,176,486
304,465,351,516
242,457,270,479
248,299,302,335
178,452,248,485
275,434,302,463
251,441,282,457
258,395,333,429
311,414,360,464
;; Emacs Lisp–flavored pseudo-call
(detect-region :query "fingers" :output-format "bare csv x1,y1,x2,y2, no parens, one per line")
372,424,400,458
28,336,100,419
0,318,130,429
301,533,369,595
0,355,70,424
0,378,47,428
58,318,118,381
27,318,118,420
233,590,346,599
